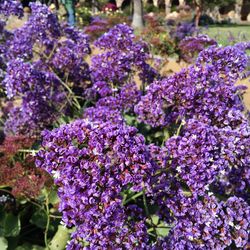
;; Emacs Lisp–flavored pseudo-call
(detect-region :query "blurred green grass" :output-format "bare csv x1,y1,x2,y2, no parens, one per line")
202,25,250,45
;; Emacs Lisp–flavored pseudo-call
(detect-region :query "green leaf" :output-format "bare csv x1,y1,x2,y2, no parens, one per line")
0,237,8,250
48,190,60,205
151,215,159,225
30,209,47,229
156,223,173,237
0,211,20,237
4,213,21,237
16,243,45,250
48,225,70,250
156,226,171,237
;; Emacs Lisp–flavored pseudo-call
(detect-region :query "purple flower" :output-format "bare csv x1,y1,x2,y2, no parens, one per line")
179,35,217,63
135,44,248,128
91,24,158,87
84,83,141,123
0,0,23,18
36,119,154,248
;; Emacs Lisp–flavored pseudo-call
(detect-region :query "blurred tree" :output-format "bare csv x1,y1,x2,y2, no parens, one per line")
165,0,171,15
189,0,236,26
153,0,159,7
132,0,144,28
92,0,98,13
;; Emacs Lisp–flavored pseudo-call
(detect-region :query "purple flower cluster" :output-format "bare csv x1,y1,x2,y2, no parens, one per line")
133,41,250,249
84,17,109,41
148,140,249,248
197,44,249,84
3,59,65,135
179,35,217,63
0,0,23,18
211,125,250,200
84,82,141,123
1,3,91,136
169,22,196,41
135,44,248,128
6,3,60,60
164,119,250,196
84,96,124,123
0,22,10,77
51,34,90,85
0,2,243,247
147,142,250,249
91,24,158,87
36,119,153,249
6,3,90,78
163,195,249,249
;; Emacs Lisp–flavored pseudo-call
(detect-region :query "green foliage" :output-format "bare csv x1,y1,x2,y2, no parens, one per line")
30,210,47,229
76,7,92,26
144,4,160,14
0,237,8,250
205,0,235,10
140,15,177,57
48,190,60,206
15,243,45,250
186,0,235,10
48,226,71,250
0,210,21,237
203,25,250,46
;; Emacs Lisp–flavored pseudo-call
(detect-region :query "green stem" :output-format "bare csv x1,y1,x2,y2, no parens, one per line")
161,129,170,146
176,120,185,137
143,189,157,237
44,194,50,249
142,190,149,216
27,199,43,209
48,66,81,110
147,225,172,233
123,191,143,205
18,149,39,154
49,214,62,219
122,193,127,205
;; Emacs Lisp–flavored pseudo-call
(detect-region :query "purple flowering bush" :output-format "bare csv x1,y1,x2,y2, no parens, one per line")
0,0,23,18
179,34,217,63
36,120,153,249
1,2,91,136
0,1,250,249
37,36,250,250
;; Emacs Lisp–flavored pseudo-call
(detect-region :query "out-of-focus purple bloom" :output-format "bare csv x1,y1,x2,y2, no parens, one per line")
179,35,217,63
0,0,23,18
170,22,196,41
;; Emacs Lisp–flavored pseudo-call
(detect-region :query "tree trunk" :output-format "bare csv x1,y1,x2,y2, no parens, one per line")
132,0,144,29
165,0,171,16
194,0,202,27
195,5,201,27
92,0,98,14
115,0,125,8
235,0,243,22
153,0,159,7
179,0,185,6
